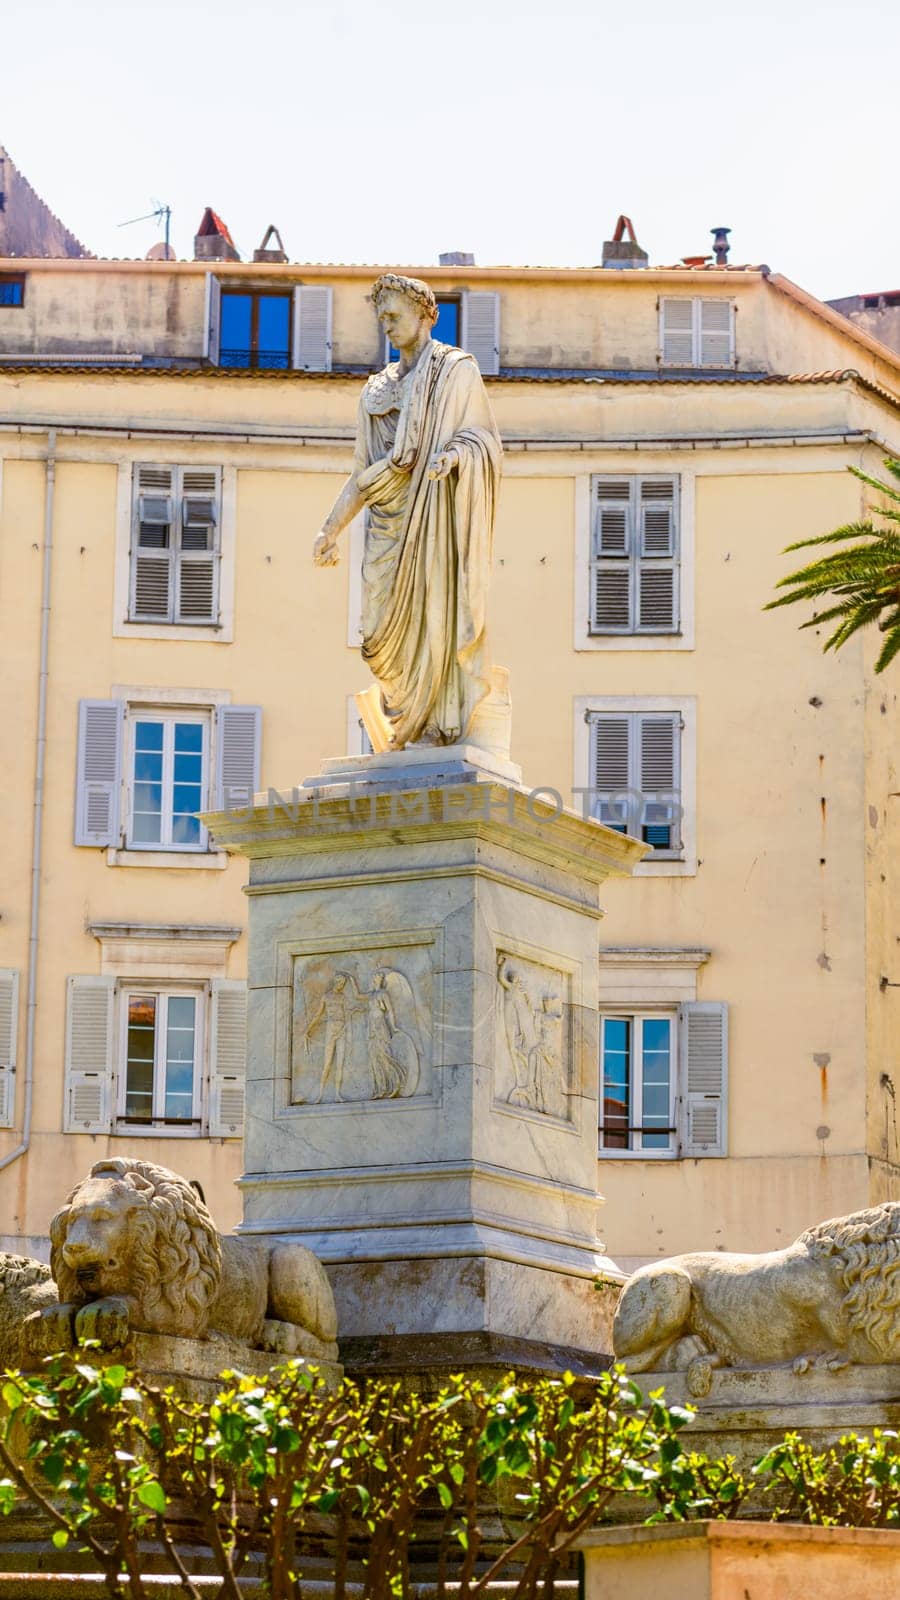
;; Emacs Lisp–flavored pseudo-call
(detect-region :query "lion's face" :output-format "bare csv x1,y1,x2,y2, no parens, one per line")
55,1176,145,1302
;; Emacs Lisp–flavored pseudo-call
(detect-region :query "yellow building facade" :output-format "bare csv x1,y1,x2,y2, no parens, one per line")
0,257,897,1268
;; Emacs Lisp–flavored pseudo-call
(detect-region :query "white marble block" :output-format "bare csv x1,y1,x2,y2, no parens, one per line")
207,749,645,1367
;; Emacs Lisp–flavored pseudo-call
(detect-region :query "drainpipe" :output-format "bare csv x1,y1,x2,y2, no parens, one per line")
0,427,56,1174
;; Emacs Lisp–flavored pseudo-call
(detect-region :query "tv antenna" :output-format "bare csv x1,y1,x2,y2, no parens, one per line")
118,200,172,257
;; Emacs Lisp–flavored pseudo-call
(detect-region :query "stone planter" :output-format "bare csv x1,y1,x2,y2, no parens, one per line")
577,1520,900,1599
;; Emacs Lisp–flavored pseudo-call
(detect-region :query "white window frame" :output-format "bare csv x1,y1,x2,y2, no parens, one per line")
574,472,695,652
599,1008,678,1158
573,696,697,876
113,462,237,643
116,983,206,1137
658,297,736,369
124,707,211,854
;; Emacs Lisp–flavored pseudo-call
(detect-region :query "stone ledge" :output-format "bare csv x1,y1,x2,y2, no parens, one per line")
339,1330,612,1380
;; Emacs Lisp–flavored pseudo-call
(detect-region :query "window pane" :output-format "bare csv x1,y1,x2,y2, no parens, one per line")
220,292,252,366
257,294,291,368
0,279,24,307
164,996,196,1120
433,299,459,346
641,1018,672,1149
125,995,156,1120
602,1017,630,1149
135,720,164,751
171,810,201,847
174,722,204,754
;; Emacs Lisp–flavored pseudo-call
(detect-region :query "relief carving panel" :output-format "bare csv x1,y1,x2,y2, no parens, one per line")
290,945,432,1106
495,952,571,1120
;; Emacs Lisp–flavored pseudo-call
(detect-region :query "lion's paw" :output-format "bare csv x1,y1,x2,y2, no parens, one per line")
74,1297,130,1349
686,1357,715,1398
792,1355,812,1375
261,1319,300,1355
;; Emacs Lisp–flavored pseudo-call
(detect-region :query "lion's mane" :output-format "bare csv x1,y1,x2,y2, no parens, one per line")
50,1158,222,1336
802,1202,900,1359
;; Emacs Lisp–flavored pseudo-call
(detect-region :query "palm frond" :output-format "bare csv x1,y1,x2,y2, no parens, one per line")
848,462,900,504
782,521,881,553
875,624,900,673
822,599,887,653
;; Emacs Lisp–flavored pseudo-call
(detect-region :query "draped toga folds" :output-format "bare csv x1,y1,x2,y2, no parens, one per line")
354,339,502,749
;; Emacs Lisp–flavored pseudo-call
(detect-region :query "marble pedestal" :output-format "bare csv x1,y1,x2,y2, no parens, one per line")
207,748,645,1371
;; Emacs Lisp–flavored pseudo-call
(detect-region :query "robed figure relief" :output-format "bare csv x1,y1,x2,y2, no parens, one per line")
291,958,426,1107
313,274,507,753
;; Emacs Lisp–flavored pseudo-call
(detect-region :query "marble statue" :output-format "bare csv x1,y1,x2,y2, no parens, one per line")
0,1253,58,1368
613,1201,900,1376
23,1158,338,1361
313,273,503,752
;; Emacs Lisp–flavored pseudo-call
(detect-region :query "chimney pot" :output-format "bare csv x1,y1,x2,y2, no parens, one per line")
711,226,731,267
439,251,475,267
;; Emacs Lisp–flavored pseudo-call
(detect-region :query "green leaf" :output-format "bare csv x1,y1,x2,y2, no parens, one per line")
51,1530,69,1550
136,1480,167,1514
437,1482,454,1509
1,1382,23,1412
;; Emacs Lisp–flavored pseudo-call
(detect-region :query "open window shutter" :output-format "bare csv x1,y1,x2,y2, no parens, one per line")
679,1002,728,1156
462,292,500,375
63,976,115,1133
639,713,680,851
215,705,262,810
132,465,175,620
660,298,695,365
699,299,734,368
177,467,220,623
292,286,333,371
591,478,633,631
204,273,222,364
591,714,632,832
0,970,19,1128
208,979,246,1138
74,700,124,846
637,479,678,631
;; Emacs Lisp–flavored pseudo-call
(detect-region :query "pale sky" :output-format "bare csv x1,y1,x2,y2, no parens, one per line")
5,0,896,303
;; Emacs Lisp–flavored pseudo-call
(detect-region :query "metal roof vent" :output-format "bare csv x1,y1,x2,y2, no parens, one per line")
711,227,731,266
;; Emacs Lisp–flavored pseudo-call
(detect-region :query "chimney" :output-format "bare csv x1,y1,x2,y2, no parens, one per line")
711,226,731,267
601,216,648,269
193,207,240,263
253,224,288,264
439,251,475,267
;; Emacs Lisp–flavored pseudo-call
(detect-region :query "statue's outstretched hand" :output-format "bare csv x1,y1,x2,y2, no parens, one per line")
428,448,459,481
313,532,340,567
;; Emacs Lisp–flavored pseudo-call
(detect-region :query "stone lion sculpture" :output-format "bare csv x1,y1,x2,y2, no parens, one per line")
613,1202,900,1376
25,1157,338,1361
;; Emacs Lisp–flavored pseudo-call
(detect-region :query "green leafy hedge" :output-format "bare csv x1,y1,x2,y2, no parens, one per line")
0,1355,897,1600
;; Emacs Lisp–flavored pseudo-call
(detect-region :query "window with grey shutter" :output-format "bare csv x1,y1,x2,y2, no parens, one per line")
660,298,735,368
678,1001,728,1156
63,976,115,1133
589,709,682,856
590,476,679,635
129,465,221,625
461,291,500,375
215,704,262,811
74,699,124,846
208,979,246,1138
0,969,18,1128
292,285,333,371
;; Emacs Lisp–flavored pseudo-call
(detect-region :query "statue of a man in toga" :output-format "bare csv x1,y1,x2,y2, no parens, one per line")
313,274,505,753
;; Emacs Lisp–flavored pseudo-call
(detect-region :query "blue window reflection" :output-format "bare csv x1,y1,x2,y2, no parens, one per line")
220,291,291,369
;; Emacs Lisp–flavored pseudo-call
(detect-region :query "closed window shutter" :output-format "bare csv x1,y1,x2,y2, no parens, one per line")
292,286,333,371
462,291,500,375
699,299,734,367
637,479,678,631
0,969,19,1128
215,705,262,810
591,715,632,833
679,1002,728,1156
63,976,115,1133
208,979,246,1137
204,272,221,364
177,467,220,623
639,713,680,851
74,699,124,846
132,465,174,620
590,479,633,632
660,298,695,365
